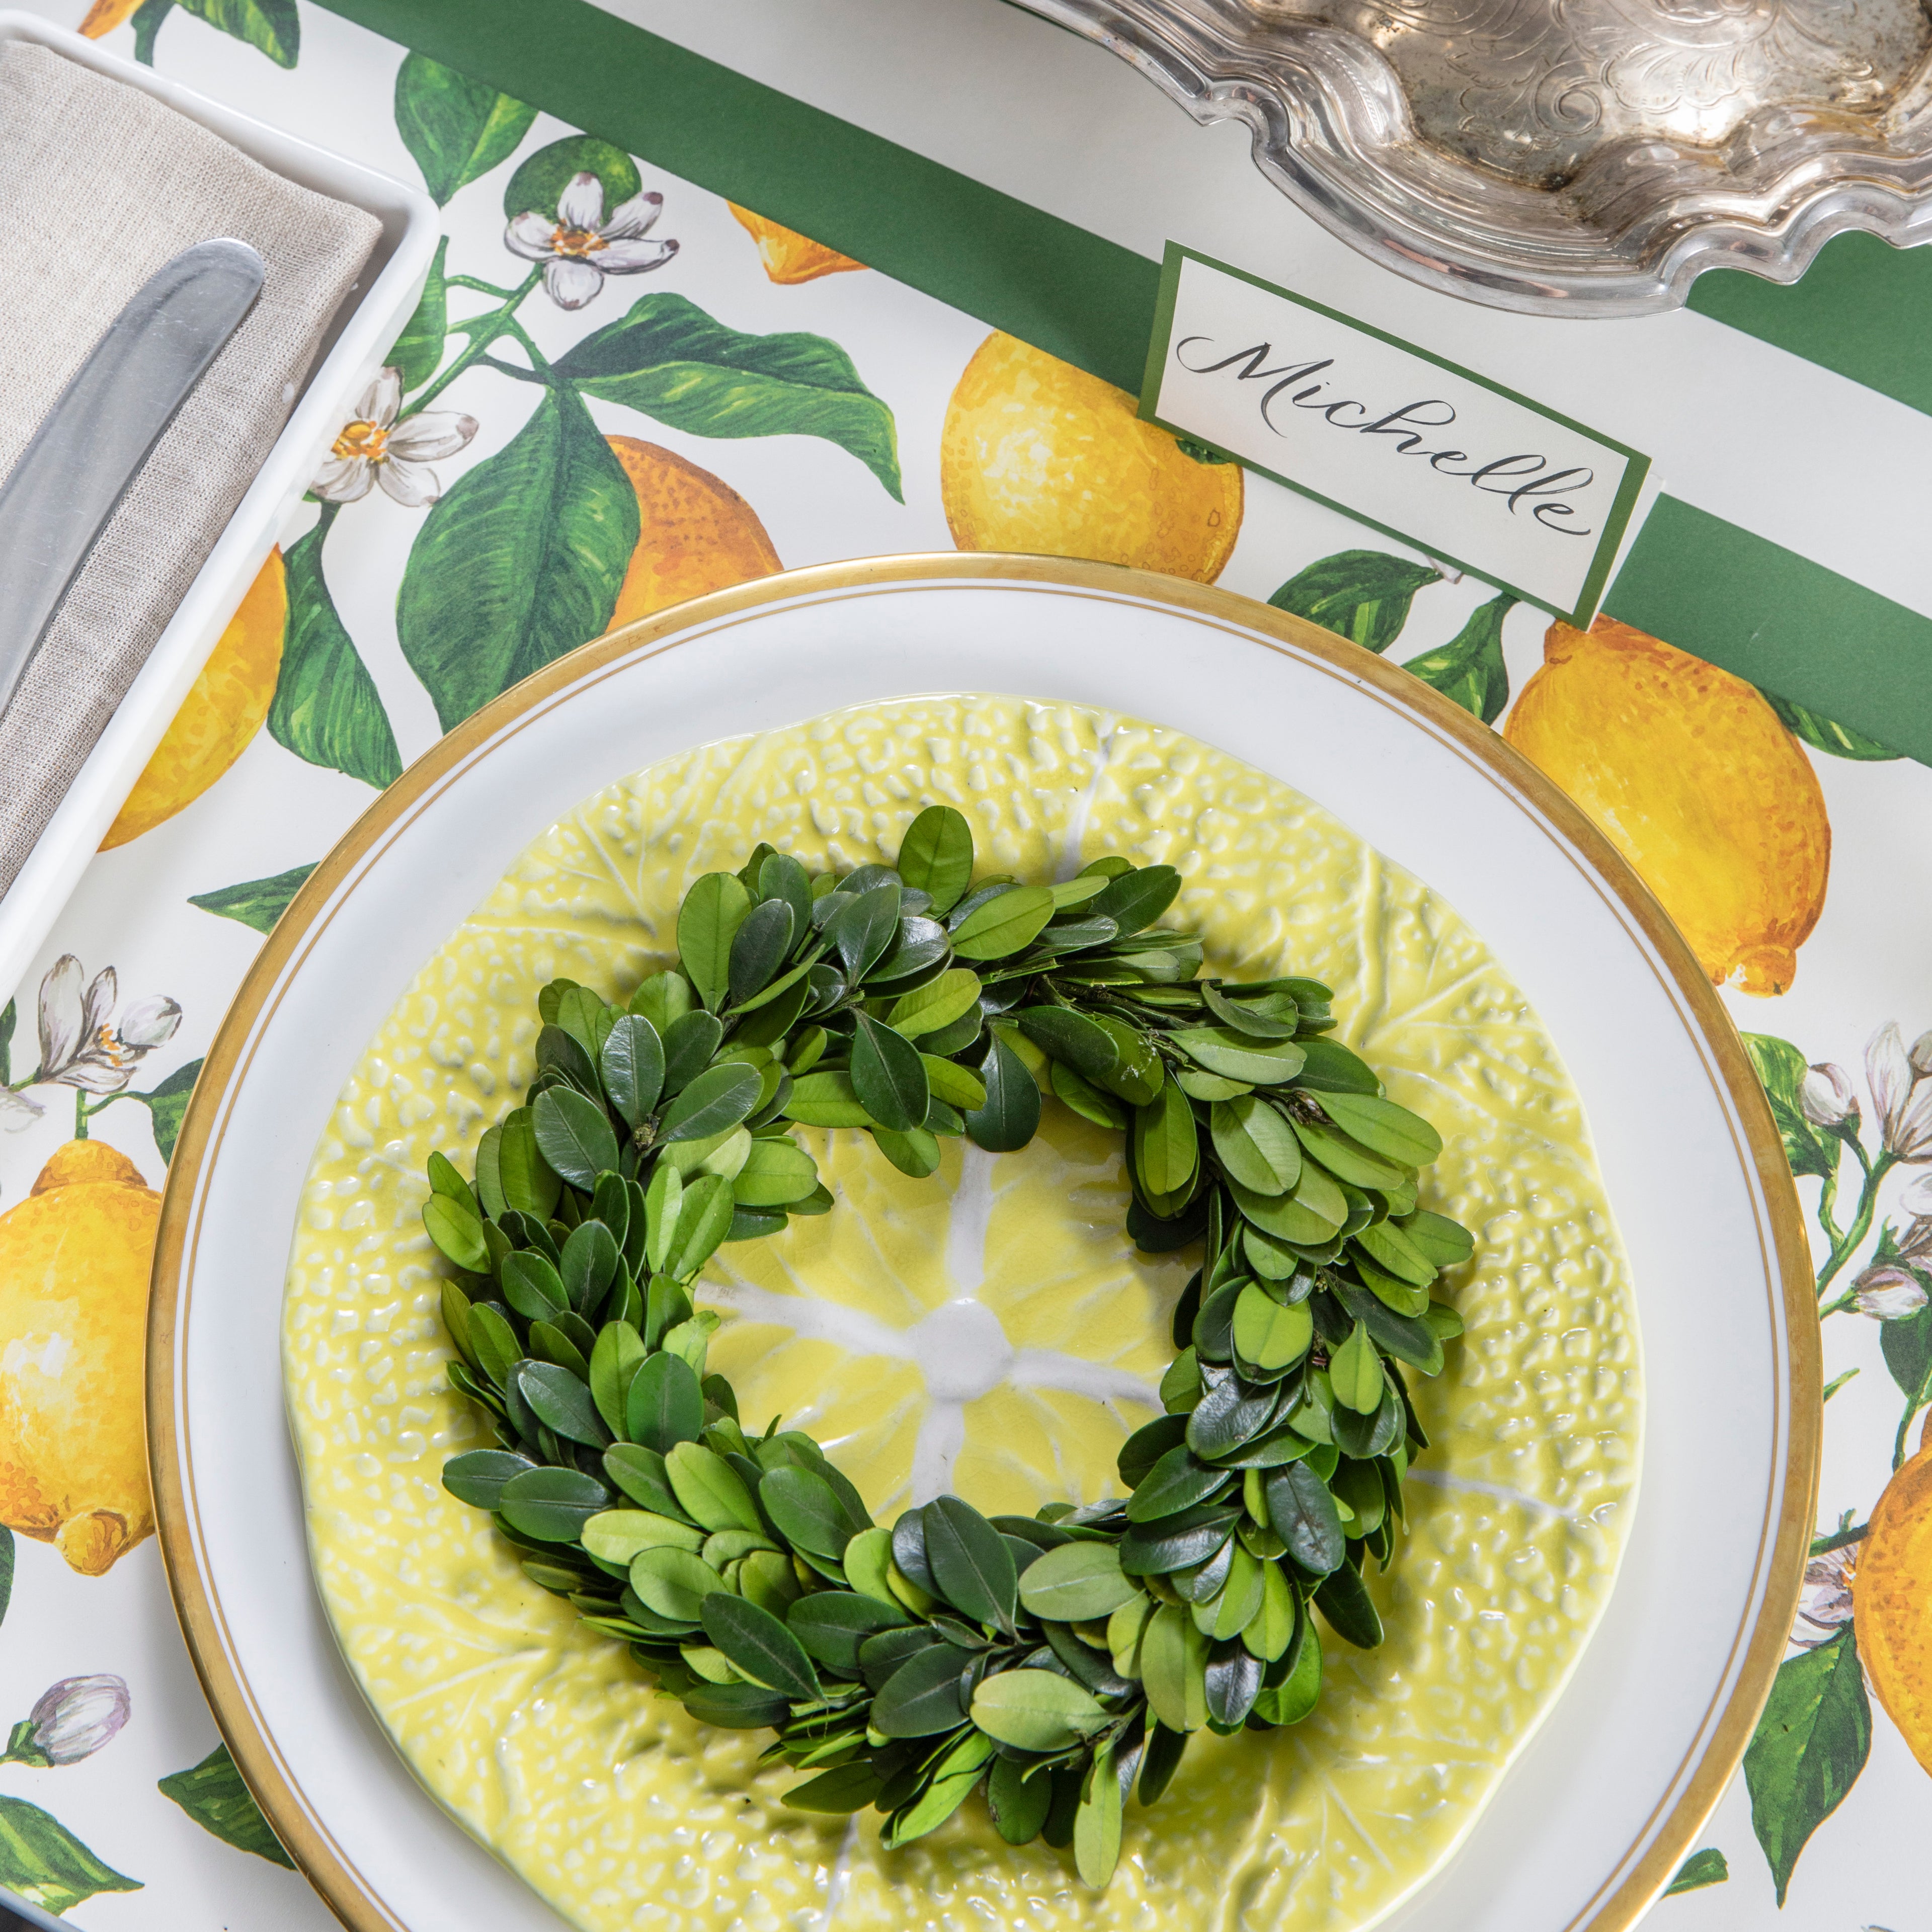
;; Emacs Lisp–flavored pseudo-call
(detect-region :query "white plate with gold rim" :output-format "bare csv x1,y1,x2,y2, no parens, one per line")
150,555,1814,1932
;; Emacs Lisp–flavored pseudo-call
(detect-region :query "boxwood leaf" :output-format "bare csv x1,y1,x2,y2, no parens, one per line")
497,1465,609,1542
677,873,752,1012
600,1015,664,1128
923,1494,1018,1632
871,1642,974,1736
1262,1463,1344,1574
625,1351,703,1453
896,806,974,914
533,1087,618,1190
851,1011,930,1132
970,1669,1106,1752
701,1591,821,1699
1016,1540,1142,1620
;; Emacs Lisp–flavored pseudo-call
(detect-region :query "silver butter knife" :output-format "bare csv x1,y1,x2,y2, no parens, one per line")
0,236,265,723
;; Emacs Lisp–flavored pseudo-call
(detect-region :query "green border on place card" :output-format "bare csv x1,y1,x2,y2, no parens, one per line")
1137,245,1650,628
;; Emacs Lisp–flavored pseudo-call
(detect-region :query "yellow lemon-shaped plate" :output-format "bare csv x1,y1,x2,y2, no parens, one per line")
151,556,1814,1932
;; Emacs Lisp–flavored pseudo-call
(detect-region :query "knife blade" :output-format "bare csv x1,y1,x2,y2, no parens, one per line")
0,236,265,725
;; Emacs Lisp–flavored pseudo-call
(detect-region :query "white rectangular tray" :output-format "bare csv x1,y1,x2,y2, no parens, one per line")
0,9,438,1006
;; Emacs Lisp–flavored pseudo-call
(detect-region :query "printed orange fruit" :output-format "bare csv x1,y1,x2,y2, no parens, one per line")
102,547,287,849
78,0,142,35
0,1140,159,1576
940,332,1242,582
727,204,865,284
1502,615,1829,996
1856,1436,1932,1774
605,437,782,628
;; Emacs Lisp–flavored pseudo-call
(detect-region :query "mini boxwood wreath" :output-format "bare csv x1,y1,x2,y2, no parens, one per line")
428,807,1473,1889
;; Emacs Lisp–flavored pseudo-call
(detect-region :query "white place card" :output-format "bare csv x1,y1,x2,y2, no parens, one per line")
1140,245,1651,625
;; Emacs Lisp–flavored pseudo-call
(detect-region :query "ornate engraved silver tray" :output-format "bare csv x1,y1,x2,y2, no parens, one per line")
1021,0,1932,314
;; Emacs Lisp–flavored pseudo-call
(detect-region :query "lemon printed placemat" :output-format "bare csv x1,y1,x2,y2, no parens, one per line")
282,696,1638,1932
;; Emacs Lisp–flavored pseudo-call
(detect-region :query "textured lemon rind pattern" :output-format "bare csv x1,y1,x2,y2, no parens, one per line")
283,696,1640,1932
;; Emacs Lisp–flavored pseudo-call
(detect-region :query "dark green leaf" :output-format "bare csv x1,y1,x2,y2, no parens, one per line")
156,1743,291,1868
1204,1639,1263,1726
728,898,795,1005
394,54,535,207
502,134,640,222
1664,1847,1730,1895
625,1351,703,1453
1762,690,1901,761
683,1680,791,1729
701,1592,821,1699
515,1361,610,1447
1089,864,1180,935
660,1062,762,1143
1294,1038,1382,1094
555,291,902,498
1185,1373,1280,1458
270,519,401,787
964,1035,1041,1152
1268,549,1439,653
1263,1463,1345,1574
1137,1723,1187,1806
603,1442,682,1514
851,1012,930,1133
897,806,974,914
1314,1561,1383,1648
441,1448,535,1511
871,1643,974,1736
600,1015,665,1128
386,235,449,393
0,1527,11,1632
1015,1006,1119,1082
187,863,316,936
830,883,902,983
760,1465,851,1559
1119,1503,1239,1576
1126,1445,1230,1524
533,1086,618,1189
923,1494,1019,1632
559,1221,619,1315
398,384,636,731
498,1466,609,1542
131,1058,203,1165
988,1753,1053,1844
786,1591,910,1672
174,0,297,66
661,1009,725,1094
1881,1299,1932,1406
784,1761,884,1814
499,1250,565,1322
1399,592,1515,725
1743,1623,1871,1904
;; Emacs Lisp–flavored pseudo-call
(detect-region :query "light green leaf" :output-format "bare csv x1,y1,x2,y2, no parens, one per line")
555,291,902,499
896,805,975,913
969,1669,1107,1751
1211,1095,1302,1194
666,1441,762,1533
1232,1283,1312,1372
889,968,981,1039
0,1793,143,1911
677,873,752,1012
949,886,1055,961
1328,1320,1384,1414
1017,1541,1141,1622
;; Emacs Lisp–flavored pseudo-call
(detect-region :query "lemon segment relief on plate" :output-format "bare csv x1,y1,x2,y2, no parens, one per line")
283,696,1640,1932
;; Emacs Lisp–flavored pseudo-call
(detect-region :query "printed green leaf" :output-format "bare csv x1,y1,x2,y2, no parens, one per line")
398,383,637,731
0,1793,144,1911
174,0,297,66
1663,1847,1729,1896
1881,1298,1932,1410
1762,690,1901,762
270,520,402,787
1742,1033,1840,1182
388,236,448,392
157,1743,293,1868
188,863,316,935
503,135,640,224
127,1058,202,1165
1400,592,1515,726
555,291,903,500
0,1528,12,1632
1743,1623,1871,1904
395,55,536,207
1269,549,1440,653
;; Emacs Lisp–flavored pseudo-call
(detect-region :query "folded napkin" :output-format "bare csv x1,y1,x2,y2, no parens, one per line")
0,38,381,897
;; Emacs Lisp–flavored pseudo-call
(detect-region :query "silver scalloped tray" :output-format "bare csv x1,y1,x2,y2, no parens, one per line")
1022,0,1932,315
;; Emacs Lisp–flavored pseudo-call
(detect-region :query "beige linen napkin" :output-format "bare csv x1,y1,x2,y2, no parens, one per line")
0,39,381,896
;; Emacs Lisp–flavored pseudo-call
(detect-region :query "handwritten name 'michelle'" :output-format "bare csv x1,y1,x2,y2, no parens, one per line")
1172,338,1595,538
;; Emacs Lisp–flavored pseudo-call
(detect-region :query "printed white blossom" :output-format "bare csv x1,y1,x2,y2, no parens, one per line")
1900,1171,1932,1217
35,957,178,1096
1799,1063,1859,1128
0,1085,43,1129
1853,1263,1929,1321
1913,1030,1932,1079
1867,1023,1932,1160
312,368,477,509
4,1675,130,1766
1792,1545,1857,1647
506,171,677,310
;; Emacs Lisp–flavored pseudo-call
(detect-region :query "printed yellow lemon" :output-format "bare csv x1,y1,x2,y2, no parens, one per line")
102,548,286,850
0,1140,158,1576
1856,1438,1932,1774
940,332,1243,581
605,436,782,629
78,0,142,35
728,204,865,284
1503,615,1829,996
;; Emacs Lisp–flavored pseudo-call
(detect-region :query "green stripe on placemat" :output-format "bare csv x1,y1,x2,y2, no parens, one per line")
1603,499,1932,761
315,0,1932,765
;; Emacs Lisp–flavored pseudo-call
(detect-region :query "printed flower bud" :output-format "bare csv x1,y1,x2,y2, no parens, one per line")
3,1675,131,1767
1854,1264,1929,1323
1900,1170,1932,1218
1798,1064,1858,1128
1869,1023,1932,1160
1912,1030,1932,1079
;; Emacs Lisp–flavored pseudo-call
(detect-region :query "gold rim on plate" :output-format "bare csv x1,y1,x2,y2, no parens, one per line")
146,551,1818,1932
